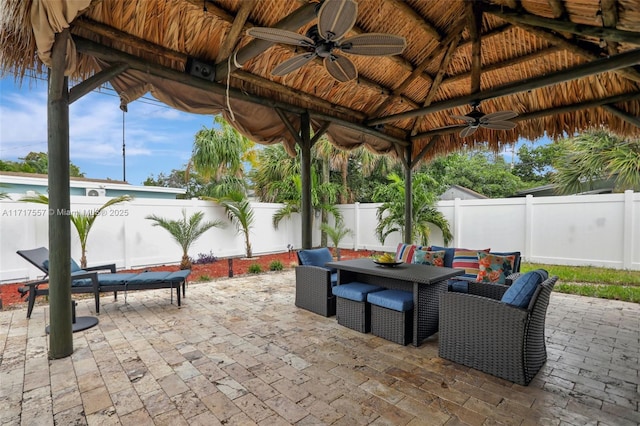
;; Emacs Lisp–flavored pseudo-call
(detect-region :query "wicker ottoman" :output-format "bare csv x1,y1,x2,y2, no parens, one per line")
332,282,384,333
367,289,414,345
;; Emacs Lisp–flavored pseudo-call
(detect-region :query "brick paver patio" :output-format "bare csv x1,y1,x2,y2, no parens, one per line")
1,270,638,425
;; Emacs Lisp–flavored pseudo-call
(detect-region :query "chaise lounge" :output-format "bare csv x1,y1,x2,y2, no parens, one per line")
17,247,190,318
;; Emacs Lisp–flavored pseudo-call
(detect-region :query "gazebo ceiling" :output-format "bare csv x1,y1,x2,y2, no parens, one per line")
2,0,640,164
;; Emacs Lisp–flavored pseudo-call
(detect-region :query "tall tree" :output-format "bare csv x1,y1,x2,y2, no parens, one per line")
552,129,640,194
512,143,561,185
20,194,133,267
373,172,452,247
0,152,84,177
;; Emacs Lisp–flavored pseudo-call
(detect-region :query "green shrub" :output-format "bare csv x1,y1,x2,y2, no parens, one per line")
269,260,284,271
197,274,211,282
248,263,262,274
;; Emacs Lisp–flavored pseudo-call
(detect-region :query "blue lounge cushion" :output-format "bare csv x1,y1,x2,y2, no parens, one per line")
71,272,137,287
43,258,83,273
332,282,384,302
501,269,549,308
367,289,413,312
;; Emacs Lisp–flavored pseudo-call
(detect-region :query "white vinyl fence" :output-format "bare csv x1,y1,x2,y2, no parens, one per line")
1,190,638,282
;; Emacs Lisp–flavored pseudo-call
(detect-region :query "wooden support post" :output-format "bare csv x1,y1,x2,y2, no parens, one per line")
48,29,73,359
300,112,312,249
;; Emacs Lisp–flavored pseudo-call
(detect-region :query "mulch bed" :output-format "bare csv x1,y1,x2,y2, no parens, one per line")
0,249,376,310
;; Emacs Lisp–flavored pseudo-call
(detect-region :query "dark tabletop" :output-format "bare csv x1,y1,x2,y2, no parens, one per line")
326,258,464,285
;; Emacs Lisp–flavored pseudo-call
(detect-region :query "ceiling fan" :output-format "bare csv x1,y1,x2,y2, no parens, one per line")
246,0,406,82
449,102,518,138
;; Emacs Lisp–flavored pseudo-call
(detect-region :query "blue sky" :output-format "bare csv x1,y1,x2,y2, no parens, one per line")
1,74,549,186
0,75,217,185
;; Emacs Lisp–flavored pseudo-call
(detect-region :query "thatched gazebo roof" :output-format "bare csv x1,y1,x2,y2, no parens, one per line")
1,0,639,163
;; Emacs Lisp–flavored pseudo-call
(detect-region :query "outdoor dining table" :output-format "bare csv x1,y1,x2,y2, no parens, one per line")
326,258,464,346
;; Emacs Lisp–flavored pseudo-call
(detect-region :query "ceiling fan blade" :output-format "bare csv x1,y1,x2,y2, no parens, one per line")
246,27,314,47
324,55,357,82
460,126,478,138
450,114,476,124
480,110,518,123
338,34,406,56
318,0,358,41
481,121,517,130
272,53,317,76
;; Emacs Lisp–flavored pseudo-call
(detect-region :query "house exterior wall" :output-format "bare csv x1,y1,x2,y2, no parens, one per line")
1,191,638,282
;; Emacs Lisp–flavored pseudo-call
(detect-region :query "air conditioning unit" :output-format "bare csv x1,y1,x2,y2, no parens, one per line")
85,188,106,197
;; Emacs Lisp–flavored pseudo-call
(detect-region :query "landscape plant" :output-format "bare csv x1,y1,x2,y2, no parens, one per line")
204,191,255,258
269,260,284,271
146,209,225,269
248,263,262,274
20,193,133,268
320,220,353,260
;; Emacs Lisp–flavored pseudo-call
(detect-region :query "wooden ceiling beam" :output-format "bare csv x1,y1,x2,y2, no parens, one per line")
506,21,640,84
69,62,129,104
484,4,640,45
442,45,562,85
602,104,640,128
410,91,640,141
73,18,187,63
215,0,256,64
600,0,621,57
368,48,640,126
457,23,511,49
72,35,408,148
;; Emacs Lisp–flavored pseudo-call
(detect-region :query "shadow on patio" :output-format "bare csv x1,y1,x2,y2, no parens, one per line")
1,270,638,425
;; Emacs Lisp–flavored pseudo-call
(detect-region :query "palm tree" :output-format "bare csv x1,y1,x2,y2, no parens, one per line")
552,129,640,194
146,209,225,269
20,193,133,268
271,172,343,232
204,191,255,258
188,115,257,183
373,172,452,247
320,220,353,260
250,144,300,202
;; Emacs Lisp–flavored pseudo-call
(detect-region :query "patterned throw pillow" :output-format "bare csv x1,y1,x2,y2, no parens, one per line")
476,252,516,284
451,248,490,279
395,243,421,263
413,249,446,267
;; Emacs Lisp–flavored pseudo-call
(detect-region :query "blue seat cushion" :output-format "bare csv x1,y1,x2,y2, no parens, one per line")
332,282,384,302
71,272,138,287
501,269,549,308
367,289,413,312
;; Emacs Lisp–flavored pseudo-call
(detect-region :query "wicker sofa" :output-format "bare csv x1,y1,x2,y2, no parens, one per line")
438,271,558,385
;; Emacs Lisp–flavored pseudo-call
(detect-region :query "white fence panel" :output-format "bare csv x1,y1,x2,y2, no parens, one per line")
1,190,638,282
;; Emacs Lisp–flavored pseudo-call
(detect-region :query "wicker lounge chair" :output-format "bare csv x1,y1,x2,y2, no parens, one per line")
17,247,190,318
438,273,558,385
295,248,337,317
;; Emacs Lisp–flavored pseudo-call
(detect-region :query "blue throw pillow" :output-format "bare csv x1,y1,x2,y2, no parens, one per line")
501,269,549,308
298,248,335,272
43,258,83,272
429,245,456,268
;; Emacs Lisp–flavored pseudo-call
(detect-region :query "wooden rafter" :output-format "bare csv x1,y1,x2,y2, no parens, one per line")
602,104,640,128
410,36,461,135
442,46,562,85
600,0,620,57
215,0,256,64
467,1,483,95
508,21,640,84
367,48,640,126
484,4,640,45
